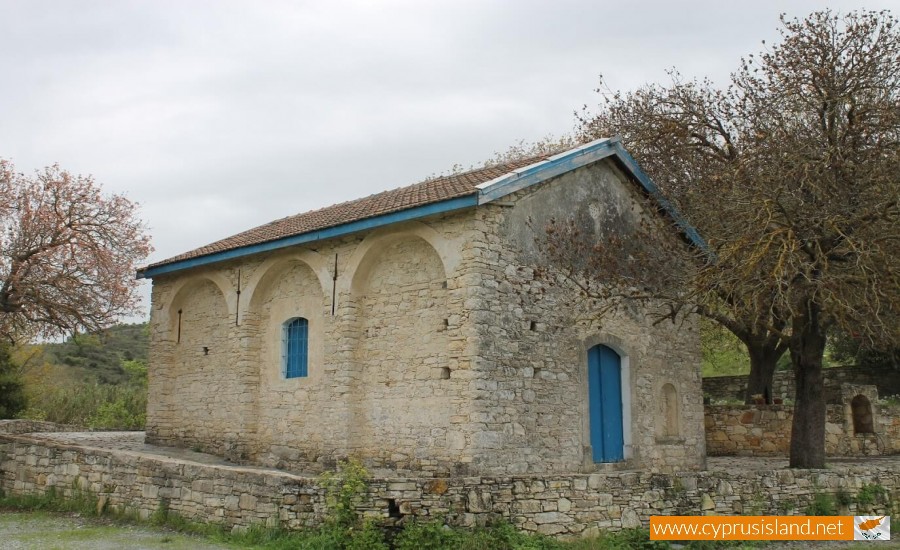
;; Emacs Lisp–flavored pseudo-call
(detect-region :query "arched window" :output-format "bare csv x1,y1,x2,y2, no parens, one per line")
283,317,309,378
851,395,874,434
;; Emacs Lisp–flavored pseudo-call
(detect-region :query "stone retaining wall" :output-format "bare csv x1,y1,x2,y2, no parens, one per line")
2,433,898,538
702,364,900,403
705,404,900,457
0,420,82,435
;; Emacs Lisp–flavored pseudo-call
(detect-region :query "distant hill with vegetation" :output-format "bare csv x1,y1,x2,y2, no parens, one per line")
40,323,149,385
8,323,150,428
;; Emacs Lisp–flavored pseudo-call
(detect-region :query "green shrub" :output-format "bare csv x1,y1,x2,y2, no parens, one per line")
856,483,888,510
19,382,146,429
835,488,853,508
0,343,27,419
318,458,370,528
88,398,145,430
346,520,389,550
463,521,563,549
805,492,837,516
393,519,461,550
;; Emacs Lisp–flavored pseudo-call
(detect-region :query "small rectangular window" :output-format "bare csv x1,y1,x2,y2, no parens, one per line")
283,317,309,378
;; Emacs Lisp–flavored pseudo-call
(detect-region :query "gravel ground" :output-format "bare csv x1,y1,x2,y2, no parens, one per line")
0,512,233,550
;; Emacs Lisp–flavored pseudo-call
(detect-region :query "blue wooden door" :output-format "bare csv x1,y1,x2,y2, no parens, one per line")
588,345,624,462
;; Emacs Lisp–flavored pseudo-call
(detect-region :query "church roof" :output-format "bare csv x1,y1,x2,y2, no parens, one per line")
138,137,703,278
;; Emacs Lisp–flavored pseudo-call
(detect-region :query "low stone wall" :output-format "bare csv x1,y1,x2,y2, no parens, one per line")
702,364,900,403
2,433,899,537
0,420,82,435
705,404,900,457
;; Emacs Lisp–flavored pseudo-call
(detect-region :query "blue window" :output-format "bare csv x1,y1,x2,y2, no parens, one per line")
283,317,309,378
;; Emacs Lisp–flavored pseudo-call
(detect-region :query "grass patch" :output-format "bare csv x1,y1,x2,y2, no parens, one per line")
804,492,838,516
0,485,798,549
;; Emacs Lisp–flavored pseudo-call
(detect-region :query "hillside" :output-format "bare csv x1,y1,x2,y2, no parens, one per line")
40,323,149,385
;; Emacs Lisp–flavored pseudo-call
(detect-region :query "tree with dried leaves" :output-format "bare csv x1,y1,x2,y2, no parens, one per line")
551,10,899,468
0,160,152,342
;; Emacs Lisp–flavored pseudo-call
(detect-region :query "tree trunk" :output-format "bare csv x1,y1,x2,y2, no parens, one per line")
788,302,828,469
744,345,782,404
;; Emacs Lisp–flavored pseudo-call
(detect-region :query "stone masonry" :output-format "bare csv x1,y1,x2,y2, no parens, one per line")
145,154,705,476
705,402,900,457
1,431,897,538
702,363,900,404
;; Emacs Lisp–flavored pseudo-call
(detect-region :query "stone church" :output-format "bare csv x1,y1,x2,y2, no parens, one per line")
138,137,706,476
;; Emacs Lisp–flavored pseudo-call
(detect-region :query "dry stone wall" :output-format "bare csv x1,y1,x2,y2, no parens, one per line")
705,403,900,457
1,434,898,538
703,364,900,403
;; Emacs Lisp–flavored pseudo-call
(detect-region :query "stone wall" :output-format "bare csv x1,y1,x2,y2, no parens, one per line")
147,215,481,476
703,364,900,403
0,421,81,435
465,162,705,474
2,434,898,538
145,157,704,476
705,402,900,457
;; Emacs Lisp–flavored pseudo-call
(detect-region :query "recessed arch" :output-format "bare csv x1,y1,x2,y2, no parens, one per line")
344,222,457,296
163,274,233,335
244,251,330,312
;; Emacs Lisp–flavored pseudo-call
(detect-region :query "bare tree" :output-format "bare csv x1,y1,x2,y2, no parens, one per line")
0,160,152,342
557,10,899,467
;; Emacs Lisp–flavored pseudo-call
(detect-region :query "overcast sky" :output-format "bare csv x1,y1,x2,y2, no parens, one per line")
0,0,892,321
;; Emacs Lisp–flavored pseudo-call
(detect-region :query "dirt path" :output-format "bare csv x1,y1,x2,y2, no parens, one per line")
0,512,233,550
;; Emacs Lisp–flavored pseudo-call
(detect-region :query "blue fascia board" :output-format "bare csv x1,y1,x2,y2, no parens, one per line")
607,143,708,250
136,194,478,279
477,140,617,204
476,138,707,251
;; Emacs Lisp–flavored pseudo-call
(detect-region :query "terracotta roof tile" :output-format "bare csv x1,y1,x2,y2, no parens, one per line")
148,154,550,269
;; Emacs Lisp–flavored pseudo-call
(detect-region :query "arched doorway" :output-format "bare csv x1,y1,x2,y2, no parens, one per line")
588,344,624,462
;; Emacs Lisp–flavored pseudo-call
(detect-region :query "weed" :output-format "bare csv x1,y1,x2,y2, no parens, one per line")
805,492,837,516
393,519,460,550
150,499,169,526
569,528,670,549
879,394,900,407
318,457,370,528
346,519,390,550
835,488,853,508
856,483,887,510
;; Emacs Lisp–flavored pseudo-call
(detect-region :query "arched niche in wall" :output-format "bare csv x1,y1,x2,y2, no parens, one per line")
344,222,456,297
166,275,232,346
659,382,681,438
243,251,331,315
245,255,326,383
347,231,453,459
851,394,875,434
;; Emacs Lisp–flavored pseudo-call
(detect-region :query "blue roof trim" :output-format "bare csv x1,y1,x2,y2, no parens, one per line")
476,138,707,250
138,138,706,279
136,194,478,278
606,143,707,250
476,139,618,203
